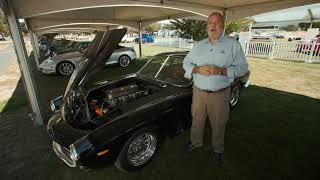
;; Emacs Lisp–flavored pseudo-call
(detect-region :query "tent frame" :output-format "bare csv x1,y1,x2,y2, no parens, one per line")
1,0,43,125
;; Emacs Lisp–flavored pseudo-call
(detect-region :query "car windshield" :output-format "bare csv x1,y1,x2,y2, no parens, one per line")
76,42,89,49
71,42,79,48
137,54,192,86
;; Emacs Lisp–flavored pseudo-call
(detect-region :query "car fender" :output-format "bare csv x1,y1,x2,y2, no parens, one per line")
90,94,181,151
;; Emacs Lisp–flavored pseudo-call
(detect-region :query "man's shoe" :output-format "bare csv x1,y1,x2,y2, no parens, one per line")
184,141,202,152
213,152,224,162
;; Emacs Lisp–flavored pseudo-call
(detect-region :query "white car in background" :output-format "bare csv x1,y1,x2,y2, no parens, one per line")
39,45,136,76
121,34,135,43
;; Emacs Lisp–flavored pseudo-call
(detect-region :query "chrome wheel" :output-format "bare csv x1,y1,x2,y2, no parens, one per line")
230,84,240,107
126,133,157,167
119,55,131,67
58,62,74,76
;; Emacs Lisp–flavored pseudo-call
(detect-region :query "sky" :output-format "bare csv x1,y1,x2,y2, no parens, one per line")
158,3,320,25
252,3,320,22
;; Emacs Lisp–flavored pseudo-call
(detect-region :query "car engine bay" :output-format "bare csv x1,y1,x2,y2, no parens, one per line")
87,80,160,119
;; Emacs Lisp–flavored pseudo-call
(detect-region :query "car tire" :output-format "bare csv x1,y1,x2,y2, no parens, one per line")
230,83,241,109
57,61,75,76
118,55,131,67
115,126,160,172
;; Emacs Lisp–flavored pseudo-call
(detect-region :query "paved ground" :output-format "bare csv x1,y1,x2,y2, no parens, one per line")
0,41,15,73
0,41,20,102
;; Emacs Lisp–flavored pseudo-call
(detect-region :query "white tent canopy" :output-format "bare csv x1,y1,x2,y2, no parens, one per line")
28,6,205,34
2,0,319,34
35,23,119,35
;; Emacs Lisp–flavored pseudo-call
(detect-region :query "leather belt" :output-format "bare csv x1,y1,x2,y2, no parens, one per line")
195,85,230,93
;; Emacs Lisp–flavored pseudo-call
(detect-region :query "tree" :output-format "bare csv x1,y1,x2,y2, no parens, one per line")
144,23,161,33
164,18,250,41
280,24,298,31
0,10,9,34
164,19,207,41
298,22,320,31
0,10,28,35
225,19,250,35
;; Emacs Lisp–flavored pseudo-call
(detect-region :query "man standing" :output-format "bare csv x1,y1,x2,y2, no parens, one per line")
183,12,248,162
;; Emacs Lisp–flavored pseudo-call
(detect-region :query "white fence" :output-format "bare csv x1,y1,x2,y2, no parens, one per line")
244,40,320,63
154,37,194,49
153,37,320,63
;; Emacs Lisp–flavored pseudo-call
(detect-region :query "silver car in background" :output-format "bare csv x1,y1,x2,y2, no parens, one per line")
39,45,136,76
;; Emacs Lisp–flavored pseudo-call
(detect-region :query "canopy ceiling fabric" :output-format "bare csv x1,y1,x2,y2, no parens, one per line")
3,0,319,34
35,24,119,35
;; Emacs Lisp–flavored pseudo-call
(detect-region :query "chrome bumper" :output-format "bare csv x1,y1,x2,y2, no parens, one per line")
52,141,76,167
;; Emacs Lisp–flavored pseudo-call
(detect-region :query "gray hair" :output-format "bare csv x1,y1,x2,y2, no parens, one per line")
208,12,224,23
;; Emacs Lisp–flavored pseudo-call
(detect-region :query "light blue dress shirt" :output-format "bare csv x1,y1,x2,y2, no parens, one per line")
183,36,248,91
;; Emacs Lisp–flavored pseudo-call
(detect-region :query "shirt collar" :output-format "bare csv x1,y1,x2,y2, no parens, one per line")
207,34,224,44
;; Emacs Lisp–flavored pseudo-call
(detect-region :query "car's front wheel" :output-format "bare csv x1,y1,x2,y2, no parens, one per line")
118,55,131,67
230,83,241,109
115,126,159,172
57,61,74,76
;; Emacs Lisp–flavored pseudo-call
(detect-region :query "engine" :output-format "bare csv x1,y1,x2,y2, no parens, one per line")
88,84,150,118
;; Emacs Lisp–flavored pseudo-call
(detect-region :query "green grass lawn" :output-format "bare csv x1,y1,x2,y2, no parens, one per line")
0,95,28,113
0,100,6,112
3,84,319,180
248,57,320,99
1,47,320,179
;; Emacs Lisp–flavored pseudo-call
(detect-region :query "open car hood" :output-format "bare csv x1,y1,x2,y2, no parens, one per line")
64,29,127,96
61,29,127,123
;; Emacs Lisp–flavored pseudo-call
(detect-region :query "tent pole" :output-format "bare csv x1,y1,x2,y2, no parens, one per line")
222,10,228,36
26,19,40,71
307,9,314,29
1,0,43,125
33,33,40,57
138,21,142,58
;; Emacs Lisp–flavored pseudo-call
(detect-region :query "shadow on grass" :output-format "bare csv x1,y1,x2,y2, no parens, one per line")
1,83,320,179
1,52,320,179
0,79,28,114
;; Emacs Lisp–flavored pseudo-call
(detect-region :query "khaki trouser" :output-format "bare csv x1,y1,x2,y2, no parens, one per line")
190,86,230,153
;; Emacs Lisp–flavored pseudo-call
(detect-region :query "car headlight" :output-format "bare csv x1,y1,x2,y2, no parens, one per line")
46,59,54,64
50,100,56,112
69,136,93,161
50,95,63,112
69,144,79,161
41,58,53,66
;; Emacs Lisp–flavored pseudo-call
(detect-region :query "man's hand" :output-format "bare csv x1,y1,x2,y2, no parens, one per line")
193,65,226,76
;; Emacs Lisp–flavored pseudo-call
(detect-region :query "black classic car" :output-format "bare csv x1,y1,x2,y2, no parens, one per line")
47,29,250,172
